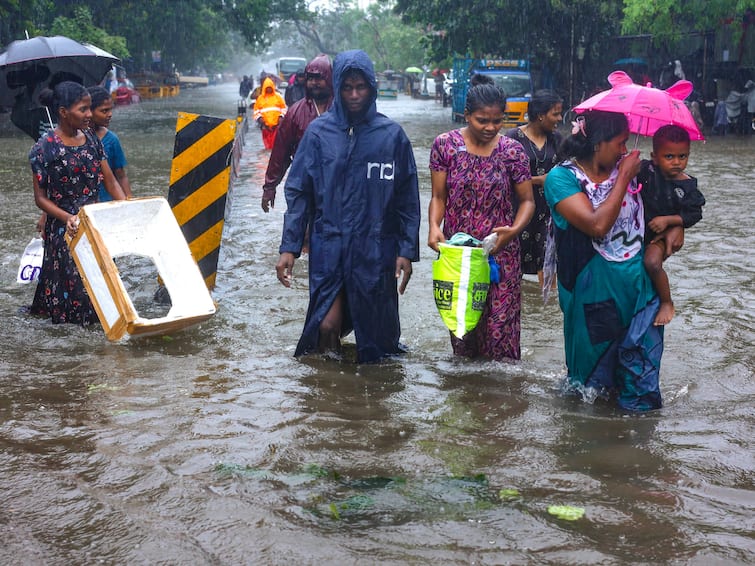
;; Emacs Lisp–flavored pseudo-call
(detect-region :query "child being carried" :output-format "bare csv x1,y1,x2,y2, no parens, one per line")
639,124,706,326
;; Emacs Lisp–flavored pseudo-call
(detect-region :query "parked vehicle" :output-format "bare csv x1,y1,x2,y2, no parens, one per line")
451,58,533,127
442,71,454,107
112,76,141,105
113,83,141,105
276,57,307,85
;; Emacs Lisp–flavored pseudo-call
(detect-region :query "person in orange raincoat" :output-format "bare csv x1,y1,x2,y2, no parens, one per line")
253,76,287,149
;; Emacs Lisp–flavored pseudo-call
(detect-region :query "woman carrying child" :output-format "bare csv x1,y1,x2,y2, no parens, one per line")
544,110,681,411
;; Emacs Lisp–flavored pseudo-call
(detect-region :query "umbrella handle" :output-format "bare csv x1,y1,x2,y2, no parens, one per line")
45,106,54,129
628,182,642,195
632,115,643,150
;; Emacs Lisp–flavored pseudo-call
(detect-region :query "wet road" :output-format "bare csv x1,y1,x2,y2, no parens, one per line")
0,83,753,564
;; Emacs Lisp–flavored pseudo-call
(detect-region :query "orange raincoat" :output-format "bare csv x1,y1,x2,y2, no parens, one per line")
253,77,286,128
253,77,287,149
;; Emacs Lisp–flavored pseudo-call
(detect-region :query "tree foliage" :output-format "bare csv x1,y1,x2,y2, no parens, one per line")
271,0,426,72
0,0,750,82
49,5,129,59
391,0,626,101
361,3,427,71
0,0,306,73
621,0,750,44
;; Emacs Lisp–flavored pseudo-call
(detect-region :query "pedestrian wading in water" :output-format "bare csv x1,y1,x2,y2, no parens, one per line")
276,49,421,363
544,110,677,411
29,81,126,325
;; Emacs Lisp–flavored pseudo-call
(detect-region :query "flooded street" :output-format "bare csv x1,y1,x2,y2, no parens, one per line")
0,82,753,564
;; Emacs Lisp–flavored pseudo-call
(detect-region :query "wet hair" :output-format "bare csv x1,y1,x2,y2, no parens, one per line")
341,67,368,84
528,89,562,122
465,73,507,114
652,124,690,152
38,81,89,116
87,86,112,110
557,110,628,161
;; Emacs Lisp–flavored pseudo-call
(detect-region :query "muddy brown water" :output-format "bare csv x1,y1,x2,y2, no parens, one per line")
0,83,753,564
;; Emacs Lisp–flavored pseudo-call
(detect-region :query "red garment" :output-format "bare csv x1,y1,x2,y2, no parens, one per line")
262,126,277,150
263,98,332,196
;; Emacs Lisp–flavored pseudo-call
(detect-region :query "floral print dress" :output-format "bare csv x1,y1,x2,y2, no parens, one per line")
504,127,561,274
29,129,105,325
430,129,531,360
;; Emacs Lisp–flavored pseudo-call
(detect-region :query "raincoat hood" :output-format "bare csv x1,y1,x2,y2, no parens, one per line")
261,76,276,94
279,49,420,363
305,54,333,91
304,53,334,106
253,76,287,128
331,49,377,126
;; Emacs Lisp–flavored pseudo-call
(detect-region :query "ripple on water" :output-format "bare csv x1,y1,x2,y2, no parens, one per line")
0,86,753,564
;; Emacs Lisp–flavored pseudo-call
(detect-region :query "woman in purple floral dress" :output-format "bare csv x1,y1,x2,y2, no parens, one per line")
29,81,125,325
428,75,534,360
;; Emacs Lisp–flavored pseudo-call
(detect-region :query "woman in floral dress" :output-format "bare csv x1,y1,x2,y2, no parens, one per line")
428,74,534,360
505,90,563,284
29,81,125,325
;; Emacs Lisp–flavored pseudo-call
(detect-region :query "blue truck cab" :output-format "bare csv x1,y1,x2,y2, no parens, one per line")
451,58,533,128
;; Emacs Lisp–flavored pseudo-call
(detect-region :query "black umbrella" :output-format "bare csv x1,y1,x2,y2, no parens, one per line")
0,35,119,139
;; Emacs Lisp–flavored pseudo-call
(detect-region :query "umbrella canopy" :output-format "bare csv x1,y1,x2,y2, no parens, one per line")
574,71,704,141
0,35,119,139
404,66,423,74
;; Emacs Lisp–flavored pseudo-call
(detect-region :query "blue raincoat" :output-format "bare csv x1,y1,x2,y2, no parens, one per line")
280,50,421,363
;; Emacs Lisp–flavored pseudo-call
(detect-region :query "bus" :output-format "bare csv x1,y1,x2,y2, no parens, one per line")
277,57,307,84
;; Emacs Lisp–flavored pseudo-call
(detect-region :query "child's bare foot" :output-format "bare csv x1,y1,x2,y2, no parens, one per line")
654,301,675,326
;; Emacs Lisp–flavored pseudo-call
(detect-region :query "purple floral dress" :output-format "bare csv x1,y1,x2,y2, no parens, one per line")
29,129,105,325
430,129,531,360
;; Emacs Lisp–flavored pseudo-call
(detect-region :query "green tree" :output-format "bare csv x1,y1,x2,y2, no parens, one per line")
357,3,426,71
390,0,625,103
223,0,308,50
1,0,307,74
41,0,306,73
622,0,751,44
273,0,425,71
287,0,363,56
92,0,235,73
49,5,129,58
0,0,48,48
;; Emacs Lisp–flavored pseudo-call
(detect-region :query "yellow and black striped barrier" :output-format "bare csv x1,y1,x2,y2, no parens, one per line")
168,112,237,290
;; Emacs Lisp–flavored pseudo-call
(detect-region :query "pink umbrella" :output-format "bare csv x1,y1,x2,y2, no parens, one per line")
574,71,704,141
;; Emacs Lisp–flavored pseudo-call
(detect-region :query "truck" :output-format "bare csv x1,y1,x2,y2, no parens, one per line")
451,58,533,128
276,57,307,84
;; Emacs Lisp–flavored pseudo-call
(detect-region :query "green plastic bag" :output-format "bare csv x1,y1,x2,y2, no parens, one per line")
432,241,490,338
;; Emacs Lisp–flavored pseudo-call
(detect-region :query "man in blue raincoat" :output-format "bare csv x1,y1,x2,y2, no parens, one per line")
276,49,421,363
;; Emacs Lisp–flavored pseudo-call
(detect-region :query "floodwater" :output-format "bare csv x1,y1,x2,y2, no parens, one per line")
0,83,753,565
